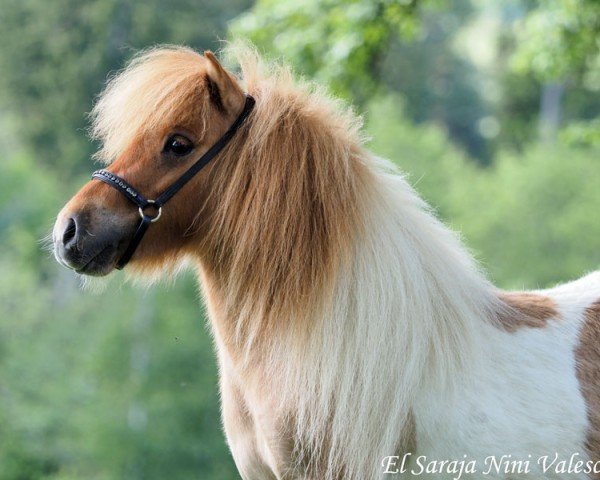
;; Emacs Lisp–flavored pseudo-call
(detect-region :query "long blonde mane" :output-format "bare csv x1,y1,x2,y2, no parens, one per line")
203,45,377,355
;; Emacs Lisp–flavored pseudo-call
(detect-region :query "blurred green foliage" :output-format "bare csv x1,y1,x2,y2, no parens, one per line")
0,0,598,479
0,0,251,172
512,0,599,84
367,95,600,288
511,0,600,145
232,0,426,103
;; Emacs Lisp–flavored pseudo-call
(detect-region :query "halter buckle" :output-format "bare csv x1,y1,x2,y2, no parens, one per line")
139,200,162,223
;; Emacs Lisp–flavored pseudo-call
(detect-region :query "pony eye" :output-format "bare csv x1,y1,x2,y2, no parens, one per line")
163,135,193,156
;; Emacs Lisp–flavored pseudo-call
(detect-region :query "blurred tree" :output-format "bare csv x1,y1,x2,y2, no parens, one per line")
0,0,251,173
378,1,493,162
231,0,426,104
232,0,500,163
234,0,599,157
455,143,600,288
510,0,600,145
367,93,600,288
366,94,480,219
512,0,599,84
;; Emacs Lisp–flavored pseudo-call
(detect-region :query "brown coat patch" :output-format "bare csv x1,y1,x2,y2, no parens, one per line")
576,300,600,473
496,292,558,332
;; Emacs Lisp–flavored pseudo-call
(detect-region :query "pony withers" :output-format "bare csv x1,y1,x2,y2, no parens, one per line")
53,45,600,479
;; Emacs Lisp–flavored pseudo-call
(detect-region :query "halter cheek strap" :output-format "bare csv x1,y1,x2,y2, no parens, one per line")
92,94,255,270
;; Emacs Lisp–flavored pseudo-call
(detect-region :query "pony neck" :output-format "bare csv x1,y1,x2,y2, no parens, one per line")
193,52,501,480
359,159,499,386
195,146,499,479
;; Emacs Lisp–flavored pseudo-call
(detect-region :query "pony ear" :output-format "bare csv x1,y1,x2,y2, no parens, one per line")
203,50,245,116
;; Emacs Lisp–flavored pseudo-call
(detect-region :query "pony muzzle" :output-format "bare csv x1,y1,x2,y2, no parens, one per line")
53,207,126,276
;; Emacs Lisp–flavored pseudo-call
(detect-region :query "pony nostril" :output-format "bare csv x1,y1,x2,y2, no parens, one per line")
62,217,77,248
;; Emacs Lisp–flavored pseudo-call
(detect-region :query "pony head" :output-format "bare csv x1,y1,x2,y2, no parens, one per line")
53,47,246,276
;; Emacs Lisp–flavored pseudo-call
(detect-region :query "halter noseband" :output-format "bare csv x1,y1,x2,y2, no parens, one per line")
92,94,255,270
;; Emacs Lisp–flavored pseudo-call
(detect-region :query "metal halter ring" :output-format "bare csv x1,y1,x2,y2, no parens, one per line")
139,200,162,223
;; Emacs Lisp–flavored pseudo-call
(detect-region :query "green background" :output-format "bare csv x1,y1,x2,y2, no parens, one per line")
0,0,598,478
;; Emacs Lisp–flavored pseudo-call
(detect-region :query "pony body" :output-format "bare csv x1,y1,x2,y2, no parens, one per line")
54,45,600,479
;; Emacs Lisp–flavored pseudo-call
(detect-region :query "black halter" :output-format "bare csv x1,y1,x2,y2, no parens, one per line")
92,94,255,270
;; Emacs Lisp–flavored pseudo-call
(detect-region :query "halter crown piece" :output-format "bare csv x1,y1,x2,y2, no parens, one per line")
92,94,256,269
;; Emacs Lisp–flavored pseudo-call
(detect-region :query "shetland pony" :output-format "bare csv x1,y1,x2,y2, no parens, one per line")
53,45,600,479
